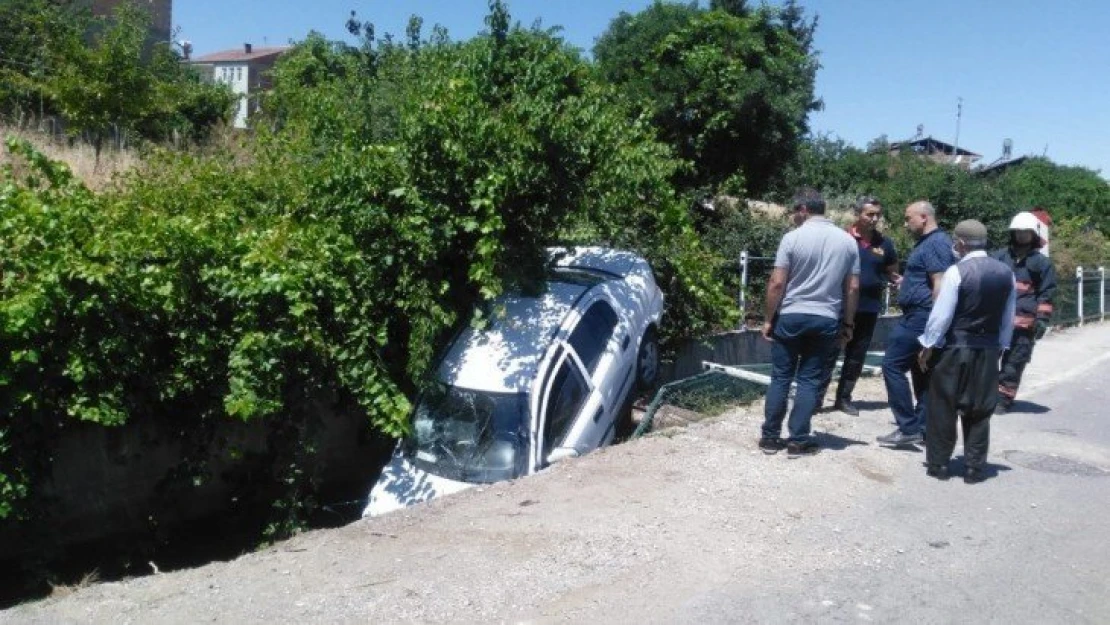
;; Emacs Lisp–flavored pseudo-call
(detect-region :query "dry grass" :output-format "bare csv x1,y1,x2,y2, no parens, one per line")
47,569,101,599
1,124,141,191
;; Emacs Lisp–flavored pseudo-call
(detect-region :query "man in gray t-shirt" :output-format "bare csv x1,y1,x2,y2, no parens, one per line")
759,189,860,457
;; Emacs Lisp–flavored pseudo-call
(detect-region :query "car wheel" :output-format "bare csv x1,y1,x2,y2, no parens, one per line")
635,327,659,390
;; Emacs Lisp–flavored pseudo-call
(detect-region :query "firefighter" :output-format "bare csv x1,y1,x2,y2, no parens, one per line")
991,211,1057,414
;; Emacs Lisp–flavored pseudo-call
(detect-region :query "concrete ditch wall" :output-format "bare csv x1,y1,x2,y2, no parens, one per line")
0,406,391,562
663,314,900,382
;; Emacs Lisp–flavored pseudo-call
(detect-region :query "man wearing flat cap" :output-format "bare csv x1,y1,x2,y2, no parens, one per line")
916,220,1016,484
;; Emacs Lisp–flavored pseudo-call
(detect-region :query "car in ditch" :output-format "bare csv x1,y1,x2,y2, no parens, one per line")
364,247,664,516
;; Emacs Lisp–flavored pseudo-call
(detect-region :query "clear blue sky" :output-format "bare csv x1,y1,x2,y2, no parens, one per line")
175,1,1110,178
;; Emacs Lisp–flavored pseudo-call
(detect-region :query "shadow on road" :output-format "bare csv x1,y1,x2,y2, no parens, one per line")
1007,400,1051,415
852,399,890,411
815,431,869,451
948,456,1013,482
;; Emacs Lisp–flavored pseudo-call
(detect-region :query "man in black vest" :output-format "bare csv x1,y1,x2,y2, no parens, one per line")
916,220,1016,484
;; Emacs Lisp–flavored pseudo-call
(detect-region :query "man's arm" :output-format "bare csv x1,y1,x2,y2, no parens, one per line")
762,267,789,341
925,238,956,301
917,266,961,370
1000,276,1017,350
929,271,946,302
840,273,859,343
919,266,961,348
884,240,902,286
1035,255,1058,317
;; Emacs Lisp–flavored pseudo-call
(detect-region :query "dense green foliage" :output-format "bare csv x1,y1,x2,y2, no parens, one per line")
0,0,234,154
593,0,820,197
781,135,1110,256
0,6,731,536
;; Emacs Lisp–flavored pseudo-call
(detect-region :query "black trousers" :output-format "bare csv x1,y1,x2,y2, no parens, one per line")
820,311,879,402
925,346,1000,469
998,329,1035,403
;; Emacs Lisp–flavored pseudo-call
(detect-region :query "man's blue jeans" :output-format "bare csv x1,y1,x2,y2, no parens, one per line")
881,311,930,435
761,313,840,442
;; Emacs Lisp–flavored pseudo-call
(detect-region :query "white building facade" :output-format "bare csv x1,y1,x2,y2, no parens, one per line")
191,44,288,129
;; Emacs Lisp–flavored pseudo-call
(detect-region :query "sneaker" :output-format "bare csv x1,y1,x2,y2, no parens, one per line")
876,429,924,446
925,464,950,480
834,399,859,416
758,437,786,455
964,467,986,484
786,440,820,458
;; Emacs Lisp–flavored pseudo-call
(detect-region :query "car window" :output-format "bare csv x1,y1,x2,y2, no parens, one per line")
543,359,588,455
567,301,619,375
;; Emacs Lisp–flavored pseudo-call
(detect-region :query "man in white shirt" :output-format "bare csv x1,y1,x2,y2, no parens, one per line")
916,220,1016,484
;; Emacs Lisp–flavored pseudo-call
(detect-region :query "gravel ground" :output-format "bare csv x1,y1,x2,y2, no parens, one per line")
6,324,1110,624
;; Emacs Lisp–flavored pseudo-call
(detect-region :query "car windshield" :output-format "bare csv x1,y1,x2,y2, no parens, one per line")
404,384,530,483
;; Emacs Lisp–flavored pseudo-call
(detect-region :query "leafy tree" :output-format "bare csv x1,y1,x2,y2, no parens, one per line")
993,158,1110,234
45,2,156,161
780,134,889,199
0,0,89,121
594,2,821,197
709,0,751,17
4,0,232,154
592,2,701,102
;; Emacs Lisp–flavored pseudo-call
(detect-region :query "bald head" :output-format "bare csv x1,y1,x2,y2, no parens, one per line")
904,200,938,238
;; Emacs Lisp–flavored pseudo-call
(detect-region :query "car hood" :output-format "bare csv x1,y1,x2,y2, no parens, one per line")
363,449,475,517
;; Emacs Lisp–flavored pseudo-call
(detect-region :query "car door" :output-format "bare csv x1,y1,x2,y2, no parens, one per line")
533,346,592,470
564,298,631,448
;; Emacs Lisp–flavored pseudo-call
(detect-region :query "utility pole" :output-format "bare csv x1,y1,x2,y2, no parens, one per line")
953,96,963,162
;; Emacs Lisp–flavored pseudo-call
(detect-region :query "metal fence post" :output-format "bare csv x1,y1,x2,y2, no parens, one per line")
1076,267,1084,327
1100,266,1106,321
738,250,749,326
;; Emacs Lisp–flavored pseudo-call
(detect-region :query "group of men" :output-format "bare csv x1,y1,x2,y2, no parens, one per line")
758,190,1056,484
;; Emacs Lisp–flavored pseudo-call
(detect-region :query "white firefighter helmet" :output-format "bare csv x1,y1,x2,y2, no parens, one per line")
1009,211,1042,232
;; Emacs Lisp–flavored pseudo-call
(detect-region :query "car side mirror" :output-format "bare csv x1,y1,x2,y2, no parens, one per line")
546,447,580,465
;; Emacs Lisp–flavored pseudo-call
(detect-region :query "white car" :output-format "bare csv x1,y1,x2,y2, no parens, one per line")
364,247,665,516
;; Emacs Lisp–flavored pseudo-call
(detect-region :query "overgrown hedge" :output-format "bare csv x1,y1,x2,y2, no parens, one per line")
0,22,734,534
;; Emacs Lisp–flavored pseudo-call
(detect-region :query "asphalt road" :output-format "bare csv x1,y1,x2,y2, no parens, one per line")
6,323,1110,624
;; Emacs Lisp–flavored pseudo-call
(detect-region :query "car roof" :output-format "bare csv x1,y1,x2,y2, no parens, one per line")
438,280,592,393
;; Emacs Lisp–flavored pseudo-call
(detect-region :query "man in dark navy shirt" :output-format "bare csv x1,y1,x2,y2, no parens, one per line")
877,201,955,446
820,196,900,416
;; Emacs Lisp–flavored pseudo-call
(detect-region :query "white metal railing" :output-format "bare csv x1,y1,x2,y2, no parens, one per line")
1074,266,1107,327
739,251,1107,329
737,250,895,326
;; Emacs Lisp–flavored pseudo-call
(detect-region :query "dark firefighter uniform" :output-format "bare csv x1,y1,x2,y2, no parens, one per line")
991,237,1057,412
